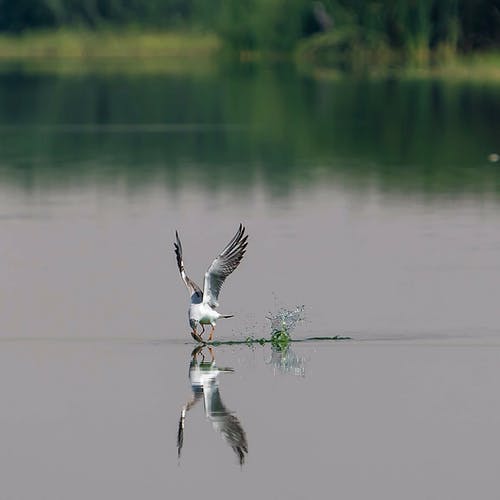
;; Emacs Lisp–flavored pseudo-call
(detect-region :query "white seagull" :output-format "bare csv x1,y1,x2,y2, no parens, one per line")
174,224,248,342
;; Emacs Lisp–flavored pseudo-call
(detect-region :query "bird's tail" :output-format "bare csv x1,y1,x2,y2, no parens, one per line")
222,314,234,319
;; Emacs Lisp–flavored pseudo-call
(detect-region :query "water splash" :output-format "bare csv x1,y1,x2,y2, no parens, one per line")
267,305,305,337
263,305,307,376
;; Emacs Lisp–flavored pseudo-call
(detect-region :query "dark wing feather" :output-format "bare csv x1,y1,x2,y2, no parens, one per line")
203,224,248,307
177,392,203,460
208,386,248,466
174,231,203,301
221,414,248,466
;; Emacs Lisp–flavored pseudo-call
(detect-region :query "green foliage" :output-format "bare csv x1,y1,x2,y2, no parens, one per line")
0,0,205,31
270,327,292,349
0,0,498,59
212,0,499,58
214,0,310,52
296,1,460,64
297,28,394,68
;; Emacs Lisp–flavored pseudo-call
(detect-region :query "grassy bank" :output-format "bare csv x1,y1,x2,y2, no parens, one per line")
296,41,500,82
0,28,498,82
0,29,220,59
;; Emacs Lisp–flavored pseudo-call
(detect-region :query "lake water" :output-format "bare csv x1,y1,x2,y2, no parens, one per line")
0,62,500,499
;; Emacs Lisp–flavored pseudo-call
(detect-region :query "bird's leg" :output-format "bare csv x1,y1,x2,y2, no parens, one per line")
190,326,203,343
208,325,215,342
207,346,215,362
191,345,203,360
200,324,205,335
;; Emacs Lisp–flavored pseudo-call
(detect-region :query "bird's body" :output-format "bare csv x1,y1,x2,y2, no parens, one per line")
174,224,248,342
189,302,222,326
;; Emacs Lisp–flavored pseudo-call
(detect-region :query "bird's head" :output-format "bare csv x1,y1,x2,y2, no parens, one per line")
189,318,199,331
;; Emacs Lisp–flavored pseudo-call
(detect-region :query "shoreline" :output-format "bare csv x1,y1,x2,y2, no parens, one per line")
0,29,498,82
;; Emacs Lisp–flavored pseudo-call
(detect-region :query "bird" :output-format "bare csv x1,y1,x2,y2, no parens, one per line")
177,346,248,465
174,224,248,342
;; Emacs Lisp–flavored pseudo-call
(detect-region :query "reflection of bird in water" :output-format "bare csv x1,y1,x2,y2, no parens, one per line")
174,224,248,342
177,346,248,465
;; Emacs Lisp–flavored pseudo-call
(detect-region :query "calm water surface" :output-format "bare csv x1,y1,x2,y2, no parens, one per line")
0,62,499,499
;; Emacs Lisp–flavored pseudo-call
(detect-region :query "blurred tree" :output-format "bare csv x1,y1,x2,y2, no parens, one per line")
0,0,497,55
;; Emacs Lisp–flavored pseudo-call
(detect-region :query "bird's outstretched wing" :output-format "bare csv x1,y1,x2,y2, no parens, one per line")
220,413,248,466
203,224,248,308
207,385,248,465
177,392,203,460
174,231,203,301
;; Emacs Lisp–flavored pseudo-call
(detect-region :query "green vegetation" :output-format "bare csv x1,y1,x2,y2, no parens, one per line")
0,30,219,60
295,0,499,68
0,1,498,68
270,328,293,348
0,1,213,32
205,335,350,348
